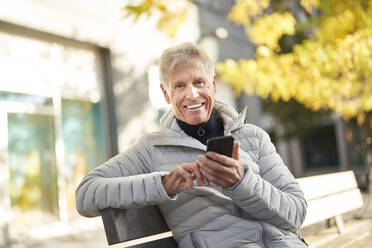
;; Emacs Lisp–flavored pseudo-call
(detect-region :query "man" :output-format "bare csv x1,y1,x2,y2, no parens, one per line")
76,42,307,247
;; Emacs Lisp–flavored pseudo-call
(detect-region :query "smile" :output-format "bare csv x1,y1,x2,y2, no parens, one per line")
185,103,204,109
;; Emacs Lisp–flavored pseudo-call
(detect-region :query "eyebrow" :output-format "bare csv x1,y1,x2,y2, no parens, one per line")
194,77,206,82
173,77,206,85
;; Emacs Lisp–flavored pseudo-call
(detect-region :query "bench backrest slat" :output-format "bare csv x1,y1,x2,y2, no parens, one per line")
297,171,359,200
301,188,363,227
297,170,363,228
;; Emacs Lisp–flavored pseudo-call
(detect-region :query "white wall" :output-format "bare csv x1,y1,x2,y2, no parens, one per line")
0,0,201,151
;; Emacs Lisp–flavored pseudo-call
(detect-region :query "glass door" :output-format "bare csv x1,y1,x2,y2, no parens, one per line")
61,99,106,217
0,91,108,226
7,112,59,226
0,30,109,238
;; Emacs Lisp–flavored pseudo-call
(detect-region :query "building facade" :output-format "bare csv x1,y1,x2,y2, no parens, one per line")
0,0,369,246
0,0,199,245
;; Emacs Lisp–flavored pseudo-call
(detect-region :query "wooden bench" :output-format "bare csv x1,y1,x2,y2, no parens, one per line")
100,170,363,247
100,206,176,247
297,170,364,233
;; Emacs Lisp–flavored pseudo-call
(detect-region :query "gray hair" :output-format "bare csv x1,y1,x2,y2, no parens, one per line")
159,42,215,86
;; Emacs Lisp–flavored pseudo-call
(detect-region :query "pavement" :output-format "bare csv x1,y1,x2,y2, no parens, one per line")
5,192,372,248
11,228,108,248
300,192,372,248
6,217,108,248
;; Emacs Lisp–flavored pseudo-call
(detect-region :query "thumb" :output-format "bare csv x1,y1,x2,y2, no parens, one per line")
233,141,240,160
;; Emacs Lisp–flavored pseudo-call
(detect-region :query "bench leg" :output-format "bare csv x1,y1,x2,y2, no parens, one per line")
334,215,345,234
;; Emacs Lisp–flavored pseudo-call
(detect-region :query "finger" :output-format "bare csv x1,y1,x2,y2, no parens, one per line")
185,172,194,192
195,161,210,186
196,161,210,186
181,162,204,186
164,171,179,188
200,161,232,181
200,156,242,187
199,156,238,182
201,169,230,188
196,155,208,170
233,141,240,160
204,175,210,186
205,152,235,168
192,162,204,186
174,167,194,192
186,167,197,181
205,157,231,174
163,170,186,195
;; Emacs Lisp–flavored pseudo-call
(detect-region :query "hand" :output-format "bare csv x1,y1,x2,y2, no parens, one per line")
197,142,243,189
162,162,208,195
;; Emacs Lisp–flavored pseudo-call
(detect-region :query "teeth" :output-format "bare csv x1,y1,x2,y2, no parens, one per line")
186,103,202,109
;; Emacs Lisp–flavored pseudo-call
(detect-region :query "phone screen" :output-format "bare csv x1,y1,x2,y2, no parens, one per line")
206,136,234,157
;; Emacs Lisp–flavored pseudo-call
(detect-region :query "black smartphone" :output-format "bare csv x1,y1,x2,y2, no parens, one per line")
206,136,234,157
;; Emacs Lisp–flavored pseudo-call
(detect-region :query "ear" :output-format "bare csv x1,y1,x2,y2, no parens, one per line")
160,83,171,104
213,74,217,94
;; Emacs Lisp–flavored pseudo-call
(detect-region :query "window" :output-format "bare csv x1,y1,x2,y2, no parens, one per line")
62,99,106,215
302,124,339,170
0,29,109,227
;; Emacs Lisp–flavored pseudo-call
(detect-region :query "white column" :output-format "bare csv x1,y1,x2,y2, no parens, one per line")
0,111,11,246
52,93,68,222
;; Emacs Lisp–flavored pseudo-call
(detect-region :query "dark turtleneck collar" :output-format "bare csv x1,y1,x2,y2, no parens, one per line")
176,110,224,145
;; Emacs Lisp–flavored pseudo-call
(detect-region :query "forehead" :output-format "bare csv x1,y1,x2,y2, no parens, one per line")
168,57,209,84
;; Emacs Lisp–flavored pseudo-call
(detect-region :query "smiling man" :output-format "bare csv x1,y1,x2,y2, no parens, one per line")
160,55,216,125
76,43,308,247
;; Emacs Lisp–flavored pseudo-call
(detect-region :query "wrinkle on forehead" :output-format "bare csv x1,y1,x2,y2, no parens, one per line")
168,57,210,85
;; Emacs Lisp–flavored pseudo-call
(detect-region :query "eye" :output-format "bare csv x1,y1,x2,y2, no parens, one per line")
195,79,205,85
175,82,184,89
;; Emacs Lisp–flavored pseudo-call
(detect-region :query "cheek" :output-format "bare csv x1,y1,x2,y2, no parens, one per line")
202,88,215,101
171,94,183,109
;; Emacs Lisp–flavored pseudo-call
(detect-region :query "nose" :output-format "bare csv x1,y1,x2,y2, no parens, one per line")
185,85,199,99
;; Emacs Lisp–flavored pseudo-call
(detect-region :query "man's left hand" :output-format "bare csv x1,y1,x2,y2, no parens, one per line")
197,142,243,189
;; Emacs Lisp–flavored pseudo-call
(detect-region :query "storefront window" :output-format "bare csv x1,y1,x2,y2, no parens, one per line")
62,99,106,215
0,30,108,226
8,113,59,225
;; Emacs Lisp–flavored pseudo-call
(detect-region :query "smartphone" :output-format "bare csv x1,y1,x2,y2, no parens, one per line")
206,136,234,157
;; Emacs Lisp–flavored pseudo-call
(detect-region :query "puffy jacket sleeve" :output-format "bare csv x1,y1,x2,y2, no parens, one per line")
75,138,172,217
224,127,307,231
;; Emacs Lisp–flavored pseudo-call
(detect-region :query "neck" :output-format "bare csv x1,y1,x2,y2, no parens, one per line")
176,110,224,144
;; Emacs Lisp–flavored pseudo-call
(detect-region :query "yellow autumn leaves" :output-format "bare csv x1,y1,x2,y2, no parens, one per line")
250,12,296,51
217,0,372,126
228,0,269,25
123,0,372,127
124,0,190,38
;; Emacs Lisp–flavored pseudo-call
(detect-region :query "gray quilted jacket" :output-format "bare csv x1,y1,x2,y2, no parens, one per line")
76,101,307,248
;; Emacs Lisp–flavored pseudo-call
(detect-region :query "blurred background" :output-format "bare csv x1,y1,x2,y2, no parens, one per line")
0,0,371,247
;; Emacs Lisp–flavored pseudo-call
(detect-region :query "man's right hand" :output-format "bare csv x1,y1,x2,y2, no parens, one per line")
162,162,208,195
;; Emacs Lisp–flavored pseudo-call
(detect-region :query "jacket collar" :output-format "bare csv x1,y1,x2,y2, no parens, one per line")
152,100,247,149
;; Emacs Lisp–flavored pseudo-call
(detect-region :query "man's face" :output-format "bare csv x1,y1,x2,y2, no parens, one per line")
161,56,216,125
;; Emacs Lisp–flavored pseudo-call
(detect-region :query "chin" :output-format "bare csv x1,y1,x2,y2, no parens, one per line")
188,116,208,125
190,120,203,125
